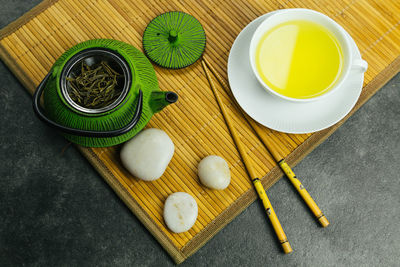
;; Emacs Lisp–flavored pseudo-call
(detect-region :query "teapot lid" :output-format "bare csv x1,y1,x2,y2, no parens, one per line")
143,11,206,69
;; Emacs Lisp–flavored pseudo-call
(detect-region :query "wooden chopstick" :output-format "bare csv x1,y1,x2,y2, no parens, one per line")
245,116,330,227
201,59,293,254
203,57,329,228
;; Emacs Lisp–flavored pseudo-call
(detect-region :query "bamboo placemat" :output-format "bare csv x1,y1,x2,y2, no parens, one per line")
1,0,399,263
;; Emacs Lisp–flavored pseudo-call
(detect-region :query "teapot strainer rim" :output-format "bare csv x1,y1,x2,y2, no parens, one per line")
60,48,132,114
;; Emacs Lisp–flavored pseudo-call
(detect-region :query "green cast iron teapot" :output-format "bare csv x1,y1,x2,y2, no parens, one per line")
33,39,178,147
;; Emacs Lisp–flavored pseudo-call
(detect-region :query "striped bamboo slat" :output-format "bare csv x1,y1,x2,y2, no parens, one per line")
1,0,399,263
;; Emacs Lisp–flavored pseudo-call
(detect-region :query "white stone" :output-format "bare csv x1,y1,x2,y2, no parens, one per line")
163,192,198,233
198,155,231,190
120,128,174,181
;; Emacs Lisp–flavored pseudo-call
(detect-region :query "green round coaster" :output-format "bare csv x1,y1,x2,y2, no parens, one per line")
143,11,206,69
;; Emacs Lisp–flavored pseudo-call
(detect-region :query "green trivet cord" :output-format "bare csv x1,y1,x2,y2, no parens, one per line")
143,11,206,69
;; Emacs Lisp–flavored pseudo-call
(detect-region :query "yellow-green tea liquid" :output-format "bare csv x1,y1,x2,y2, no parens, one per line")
255,20,343,99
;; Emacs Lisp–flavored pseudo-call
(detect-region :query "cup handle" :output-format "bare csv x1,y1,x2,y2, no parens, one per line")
352,59,368,73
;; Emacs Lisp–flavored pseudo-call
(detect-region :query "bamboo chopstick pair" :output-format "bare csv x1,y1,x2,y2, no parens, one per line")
201,57,329,254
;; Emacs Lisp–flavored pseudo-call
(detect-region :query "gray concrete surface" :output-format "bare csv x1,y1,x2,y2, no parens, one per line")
1,1,399,266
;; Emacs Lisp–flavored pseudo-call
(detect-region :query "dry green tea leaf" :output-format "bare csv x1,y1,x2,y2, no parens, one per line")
67,61,122,109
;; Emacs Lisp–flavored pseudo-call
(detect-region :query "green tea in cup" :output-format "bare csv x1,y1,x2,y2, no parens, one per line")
255,20,344,99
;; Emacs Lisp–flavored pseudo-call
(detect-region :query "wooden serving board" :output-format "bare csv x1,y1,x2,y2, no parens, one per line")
1,0,399,263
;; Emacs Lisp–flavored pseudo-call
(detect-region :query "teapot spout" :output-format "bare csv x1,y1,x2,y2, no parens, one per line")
150,91,178,113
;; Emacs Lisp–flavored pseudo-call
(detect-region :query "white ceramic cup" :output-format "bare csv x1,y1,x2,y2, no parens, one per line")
249,9,368,102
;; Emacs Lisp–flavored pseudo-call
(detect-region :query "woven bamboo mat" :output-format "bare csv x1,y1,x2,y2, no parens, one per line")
1,0,400,263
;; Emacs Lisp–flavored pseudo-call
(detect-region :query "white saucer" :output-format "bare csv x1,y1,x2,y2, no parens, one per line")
227,11,365,134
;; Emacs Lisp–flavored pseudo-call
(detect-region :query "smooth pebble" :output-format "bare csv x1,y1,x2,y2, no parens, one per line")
198,155,231,190
120,128,174,181
163,192,198,233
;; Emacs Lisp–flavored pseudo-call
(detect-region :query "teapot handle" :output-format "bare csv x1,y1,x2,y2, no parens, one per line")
32,72,143,138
